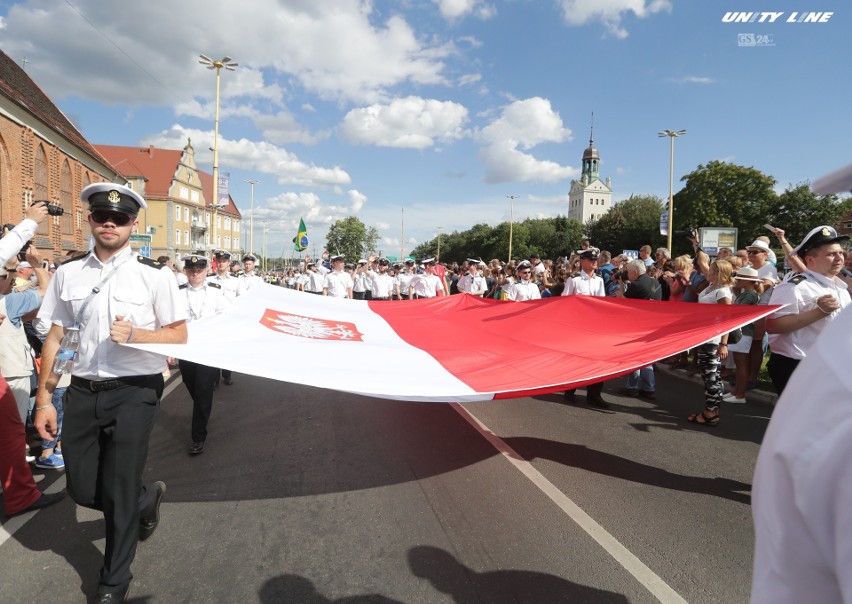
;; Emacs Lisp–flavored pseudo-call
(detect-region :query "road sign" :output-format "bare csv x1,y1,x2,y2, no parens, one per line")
139,246,152,258
130,233,152,243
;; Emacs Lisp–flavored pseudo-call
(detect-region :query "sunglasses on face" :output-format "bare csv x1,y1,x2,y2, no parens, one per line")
747,250,764,255
90,210,134,226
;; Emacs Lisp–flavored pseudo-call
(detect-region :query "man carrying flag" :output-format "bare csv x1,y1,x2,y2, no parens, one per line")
293,218,308,252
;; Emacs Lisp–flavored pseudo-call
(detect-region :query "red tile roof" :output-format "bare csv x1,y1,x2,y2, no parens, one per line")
94,144,241,218
0,51,114,170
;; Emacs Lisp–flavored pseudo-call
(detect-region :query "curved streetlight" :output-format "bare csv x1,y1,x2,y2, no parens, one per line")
658,129,686,255
199,54,238,252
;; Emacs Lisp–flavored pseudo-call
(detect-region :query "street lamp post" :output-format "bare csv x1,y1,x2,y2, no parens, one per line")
436,226,443,262
198,54,237,253
246,178,259,254
507,195,518,263
658,129,687,256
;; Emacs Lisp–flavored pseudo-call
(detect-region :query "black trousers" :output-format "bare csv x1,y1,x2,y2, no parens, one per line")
62,374,164,592
767,352,800,397
565,381,604,398
178,360,219,443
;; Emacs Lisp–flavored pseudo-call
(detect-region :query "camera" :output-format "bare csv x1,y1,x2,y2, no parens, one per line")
674,227,697,239
34,200,64,216
614,270,629,281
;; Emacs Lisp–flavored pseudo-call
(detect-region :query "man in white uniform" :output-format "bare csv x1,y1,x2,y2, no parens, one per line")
505,260,541,301
239,254,264,293
179,255,233,455
765,225,850,394
457,258,487,297
364,256,395,300
35,183,187,602
409,258,445,299
323,254,354,298
751,164,852,604
207,250,241,301
394,259,416,300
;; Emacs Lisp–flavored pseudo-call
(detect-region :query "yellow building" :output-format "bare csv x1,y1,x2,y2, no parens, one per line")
96,140,242,261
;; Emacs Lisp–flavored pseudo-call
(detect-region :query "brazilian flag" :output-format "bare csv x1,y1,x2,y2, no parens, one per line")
293,218,308,252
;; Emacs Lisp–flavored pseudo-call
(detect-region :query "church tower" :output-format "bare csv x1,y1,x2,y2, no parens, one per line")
568,121,612,224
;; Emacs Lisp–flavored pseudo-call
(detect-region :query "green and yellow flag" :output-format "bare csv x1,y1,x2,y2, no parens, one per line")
293,218,308,252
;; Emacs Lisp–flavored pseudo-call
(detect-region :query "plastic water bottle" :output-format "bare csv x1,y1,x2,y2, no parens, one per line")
52,327,80,374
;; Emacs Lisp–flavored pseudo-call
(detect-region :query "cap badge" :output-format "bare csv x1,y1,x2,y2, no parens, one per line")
107,190,121,204
821,227,831,237
191,256,198,262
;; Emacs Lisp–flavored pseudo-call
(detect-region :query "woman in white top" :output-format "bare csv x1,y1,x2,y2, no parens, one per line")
688,259,734,426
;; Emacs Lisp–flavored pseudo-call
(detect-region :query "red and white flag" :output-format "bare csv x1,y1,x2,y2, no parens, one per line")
131,285,778,402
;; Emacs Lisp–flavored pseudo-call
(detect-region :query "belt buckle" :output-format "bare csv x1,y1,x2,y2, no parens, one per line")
92,379,119,392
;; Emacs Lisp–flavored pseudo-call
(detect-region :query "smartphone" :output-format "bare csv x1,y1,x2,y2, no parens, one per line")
763,223,776,233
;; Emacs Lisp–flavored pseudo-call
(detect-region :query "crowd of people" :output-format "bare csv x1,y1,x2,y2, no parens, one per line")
1,178,851,601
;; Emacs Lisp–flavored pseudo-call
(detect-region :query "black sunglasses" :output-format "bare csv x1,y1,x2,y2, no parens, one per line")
90,210,134,226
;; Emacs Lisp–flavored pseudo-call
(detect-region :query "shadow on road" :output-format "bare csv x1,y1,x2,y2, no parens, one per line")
259,574,403,603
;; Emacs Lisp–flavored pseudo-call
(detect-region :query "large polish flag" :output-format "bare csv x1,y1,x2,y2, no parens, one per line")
130,285,778,402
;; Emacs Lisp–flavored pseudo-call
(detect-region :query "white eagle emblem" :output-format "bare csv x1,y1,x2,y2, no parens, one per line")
260,309,363,341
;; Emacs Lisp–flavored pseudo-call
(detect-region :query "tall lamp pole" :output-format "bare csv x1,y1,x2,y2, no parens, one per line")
507,195,518,263
436,226,443,262
198,54,238,252
245,178,259,253
658,129,686,256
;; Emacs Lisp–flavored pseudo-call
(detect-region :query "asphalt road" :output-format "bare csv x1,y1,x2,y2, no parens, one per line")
1,367,770,603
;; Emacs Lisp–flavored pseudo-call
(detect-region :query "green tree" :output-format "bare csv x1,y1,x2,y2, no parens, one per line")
325,216,378,262
767,183,844,246
586,195,666,254
672,161,776,253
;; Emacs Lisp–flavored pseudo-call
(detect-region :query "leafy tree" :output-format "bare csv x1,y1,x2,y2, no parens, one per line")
325,216,378,262
586,195,666,254
767,184,844,246
672,161,776,253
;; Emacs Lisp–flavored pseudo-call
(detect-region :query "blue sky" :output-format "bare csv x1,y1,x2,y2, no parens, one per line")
0,1,847,258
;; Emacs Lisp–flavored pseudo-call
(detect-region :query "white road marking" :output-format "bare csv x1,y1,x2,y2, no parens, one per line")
0,376,184,546
452,402,688,604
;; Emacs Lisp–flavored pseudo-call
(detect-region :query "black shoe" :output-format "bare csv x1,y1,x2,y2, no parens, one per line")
139,481,166,542
213,381,219,390
223,377,234,385
639,390,656,400
12,490,65,516
95,584,130,603
617,388,639,398
586,396,610,409
188,441,205,456
562,391,575,402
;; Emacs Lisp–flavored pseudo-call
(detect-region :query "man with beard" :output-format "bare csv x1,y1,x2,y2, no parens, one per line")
35,183,186,602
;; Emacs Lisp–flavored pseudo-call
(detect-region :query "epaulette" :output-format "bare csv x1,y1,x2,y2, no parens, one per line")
137,255,164,269
208,282,221,289
64,251,91,264
179,283,188,289
788,274,808,286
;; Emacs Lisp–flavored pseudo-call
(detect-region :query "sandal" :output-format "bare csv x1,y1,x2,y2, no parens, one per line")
687,411,720,427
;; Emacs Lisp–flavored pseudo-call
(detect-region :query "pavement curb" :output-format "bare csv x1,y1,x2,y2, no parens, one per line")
657,363,778,407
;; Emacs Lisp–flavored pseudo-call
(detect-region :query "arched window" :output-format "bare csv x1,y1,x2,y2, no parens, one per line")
80,173,91,233
34,144,49,235
60,160,72,234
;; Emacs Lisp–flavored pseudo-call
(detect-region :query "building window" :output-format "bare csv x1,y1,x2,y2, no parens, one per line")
184,230,189,247
217,215,222,229
224,217,231,230
224,236,231,248
175,229,181,245
205,212,210,225
191,190,199,202
179,186,189,200
233,238,239,249
175,205,181,221
60,160,73,234
234,220,240,232
184,207,190,222
34,145,49,235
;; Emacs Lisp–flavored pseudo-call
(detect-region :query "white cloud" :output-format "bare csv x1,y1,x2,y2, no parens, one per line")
348,189,368,213
557,0,672,38
670,75,714,84
254,111,325,145
476,97,577,184
340,97,469,149
376,222,391,230
0,0,452,107
433,0,497,20
143,124,351,188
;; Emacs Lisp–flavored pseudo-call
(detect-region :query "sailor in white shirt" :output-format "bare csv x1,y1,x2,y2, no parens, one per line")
562,248,605,297
178,255,232,456
238,254,264,293
305,261,325,294
206,250,242,301
353,259,370,300
323,254,354,298
395,259,416,300
364,256,396,300
409,258,445,299
457,258,487,297
505,260,541,301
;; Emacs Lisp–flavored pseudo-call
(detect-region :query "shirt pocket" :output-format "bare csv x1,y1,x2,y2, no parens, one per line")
59,284,93,324
112,288,152,327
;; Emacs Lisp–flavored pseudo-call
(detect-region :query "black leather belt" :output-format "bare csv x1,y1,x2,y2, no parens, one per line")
412,294,433,299
372,297,390,300
71,374,159,392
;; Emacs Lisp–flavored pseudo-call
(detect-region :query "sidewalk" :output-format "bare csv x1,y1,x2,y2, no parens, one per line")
657,362,779,407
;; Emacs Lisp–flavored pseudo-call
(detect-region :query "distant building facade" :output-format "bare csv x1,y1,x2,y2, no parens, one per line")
568,131,612,224
0,51,121,259
96,141,242,261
